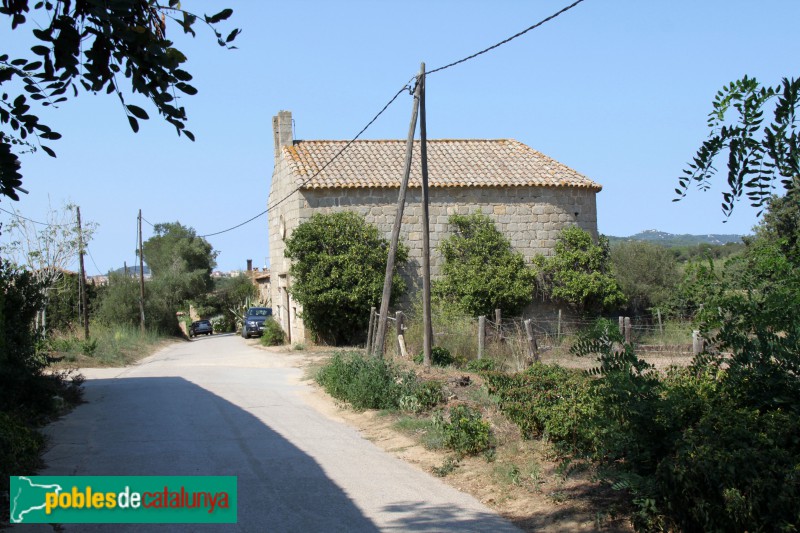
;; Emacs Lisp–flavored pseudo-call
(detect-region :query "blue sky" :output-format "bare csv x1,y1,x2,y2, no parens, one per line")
2,1,798,274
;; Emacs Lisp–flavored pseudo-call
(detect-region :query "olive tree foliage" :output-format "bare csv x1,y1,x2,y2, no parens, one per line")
139,221,216,332
533,226,624,315
434,212,536,317
677,76,799,217
0,201,95,334
0,0,239,201
609,241,680,316
284,211,407,345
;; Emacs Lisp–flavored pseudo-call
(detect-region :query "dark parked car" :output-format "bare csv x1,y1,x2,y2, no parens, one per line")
241,307,272,338
190,319,213,337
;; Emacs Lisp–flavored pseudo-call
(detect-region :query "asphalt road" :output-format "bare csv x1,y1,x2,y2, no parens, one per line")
34,334,519,532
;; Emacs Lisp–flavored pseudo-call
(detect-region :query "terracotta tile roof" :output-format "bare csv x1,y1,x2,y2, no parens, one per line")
282,139,601,191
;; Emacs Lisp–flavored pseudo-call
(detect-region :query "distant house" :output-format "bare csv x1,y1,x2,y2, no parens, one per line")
245,260,271,306
268,110,602,343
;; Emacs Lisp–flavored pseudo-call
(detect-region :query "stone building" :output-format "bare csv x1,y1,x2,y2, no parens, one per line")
245,259,271,306
268,110,602,343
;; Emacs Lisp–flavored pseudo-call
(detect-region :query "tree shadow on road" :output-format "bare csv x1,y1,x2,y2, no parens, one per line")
38,376,379,532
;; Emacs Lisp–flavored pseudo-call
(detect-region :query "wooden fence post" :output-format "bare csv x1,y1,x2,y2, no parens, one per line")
618,316,625,336
478,315,485,359
495,308,502,340
656,308,664,344
395,311,404,357
692,330,704,355
366,306,376,355
557,309,562,339
524,319,539,364
624,317,632,344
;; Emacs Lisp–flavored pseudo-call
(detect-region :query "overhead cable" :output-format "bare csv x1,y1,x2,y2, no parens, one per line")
426,0,587,76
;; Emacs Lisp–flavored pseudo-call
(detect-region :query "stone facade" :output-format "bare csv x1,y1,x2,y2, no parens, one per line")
268,111,601,343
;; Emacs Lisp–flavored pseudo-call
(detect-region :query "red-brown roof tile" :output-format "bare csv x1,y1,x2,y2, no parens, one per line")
282,139,601,191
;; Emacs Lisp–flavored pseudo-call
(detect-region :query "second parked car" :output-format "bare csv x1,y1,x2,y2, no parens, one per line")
190,320,213,337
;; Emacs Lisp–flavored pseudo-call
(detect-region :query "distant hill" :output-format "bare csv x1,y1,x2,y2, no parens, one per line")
109,264,151,276
608,230,745,247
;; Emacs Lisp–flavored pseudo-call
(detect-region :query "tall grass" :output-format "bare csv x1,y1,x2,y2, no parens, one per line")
47,323,167,367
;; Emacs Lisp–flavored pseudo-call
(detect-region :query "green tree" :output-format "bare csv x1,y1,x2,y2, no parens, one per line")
751,192,799,267
678,76,798,217
284,211,407,345
0,258,44,413
94,271,141,328
140,221,216,332
533,226,624,315
434,212,536,317
0,1,239,201
44,271,99,333
610,241,680,315
0,202,96,335
192,274,256,331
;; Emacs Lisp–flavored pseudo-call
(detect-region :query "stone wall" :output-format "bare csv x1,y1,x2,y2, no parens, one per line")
267,127,305,343
300,185,598,284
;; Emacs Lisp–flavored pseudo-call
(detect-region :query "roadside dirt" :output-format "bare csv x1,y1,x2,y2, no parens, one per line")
294,349,634,532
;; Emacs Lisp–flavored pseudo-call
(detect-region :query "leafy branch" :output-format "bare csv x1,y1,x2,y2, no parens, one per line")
0,0,239,200
677,76,799,217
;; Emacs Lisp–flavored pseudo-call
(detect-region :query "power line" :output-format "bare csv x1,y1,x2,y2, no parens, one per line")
34,2,586,243
265,82,412,214
426,0,588,76
199,1,587,237
0,206,75,228
197,82,412,238
199,209,268,238
86,247,104,276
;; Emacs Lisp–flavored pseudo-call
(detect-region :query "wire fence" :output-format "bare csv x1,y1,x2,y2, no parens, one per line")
372,308,699,372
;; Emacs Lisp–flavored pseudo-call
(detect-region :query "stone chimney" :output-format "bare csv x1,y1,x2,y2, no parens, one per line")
273,110,293,160
246,259,252,272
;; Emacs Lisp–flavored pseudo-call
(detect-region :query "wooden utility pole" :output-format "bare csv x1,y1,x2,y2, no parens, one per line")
76,206,90,340
419,62,432,368
373,67,423,357
138,209,146,333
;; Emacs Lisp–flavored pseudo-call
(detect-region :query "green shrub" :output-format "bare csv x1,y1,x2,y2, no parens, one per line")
285,212,407,345
434,212,536,316
260,318,285,346
465,358,496,372
483,364,601,457
0,412,45,495
413,381,445,411
413,346,454,367
316,352,414,410
0,412,44,470
656,406,800,532
532,226,625,315
442,405,493,457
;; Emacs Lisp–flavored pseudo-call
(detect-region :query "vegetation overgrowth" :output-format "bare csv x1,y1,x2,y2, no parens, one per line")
285,212,407,345
314,351,496,460
434,212,536,317
46,324,167,367
260,318,286,346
